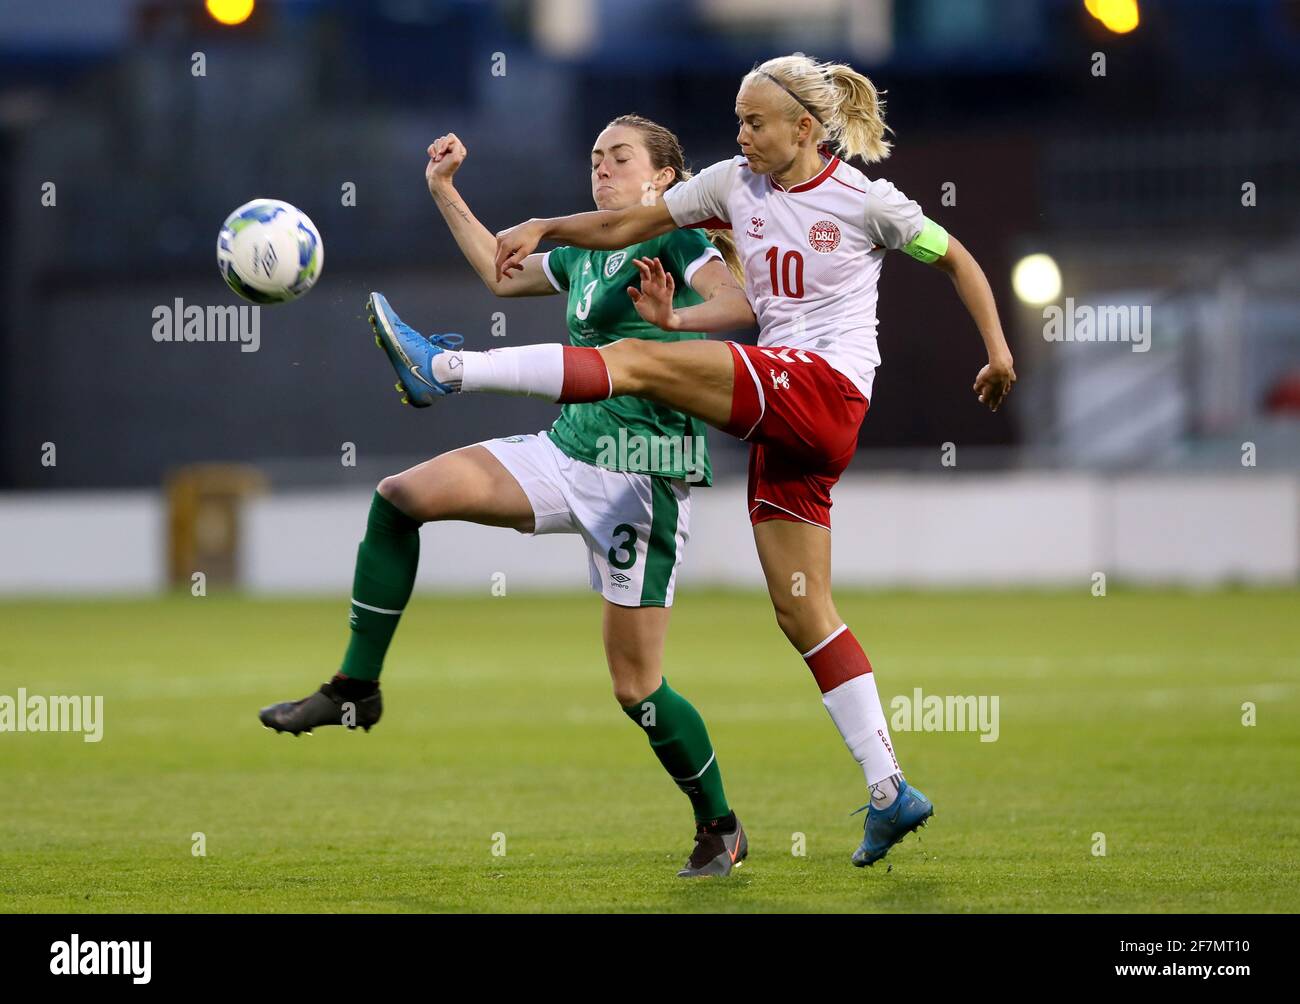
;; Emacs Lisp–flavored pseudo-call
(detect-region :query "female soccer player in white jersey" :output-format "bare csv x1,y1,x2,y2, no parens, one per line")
368,54,1017,868
259,116,754,878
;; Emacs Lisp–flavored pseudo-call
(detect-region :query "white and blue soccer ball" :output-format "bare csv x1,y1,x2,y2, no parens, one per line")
216,198,323,304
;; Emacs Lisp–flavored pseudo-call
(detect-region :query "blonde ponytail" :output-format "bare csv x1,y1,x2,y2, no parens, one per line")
822,63,892,162
746,53,894,163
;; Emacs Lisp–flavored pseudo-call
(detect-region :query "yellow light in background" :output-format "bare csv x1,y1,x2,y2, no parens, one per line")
1084,0,1140,34
1012,254,1063,306
206,0,255,27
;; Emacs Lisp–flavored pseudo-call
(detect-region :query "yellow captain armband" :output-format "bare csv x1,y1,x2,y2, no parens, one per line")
900,217,949,264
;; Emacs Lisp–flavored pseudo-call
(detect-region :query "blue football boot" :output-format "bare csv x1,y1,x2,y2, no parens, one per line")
366,291,463,407
851,778,934,867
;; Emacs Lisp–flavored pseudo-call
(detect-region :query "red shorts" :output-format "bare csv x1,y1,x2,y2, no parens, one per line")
723,342,869,529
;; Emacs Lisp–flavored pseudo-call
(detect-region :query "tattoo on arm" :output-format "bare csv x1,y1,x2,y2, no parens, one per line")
435,190,473,225
708,276,744,300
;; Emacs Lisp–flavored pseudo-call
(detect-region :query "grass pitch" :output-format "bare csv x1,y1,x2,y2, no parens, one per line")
1,588,1297,913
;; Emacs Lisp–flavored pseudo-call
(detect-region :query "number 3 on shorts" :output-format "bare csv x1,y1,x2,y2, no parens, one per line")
608,523,639,570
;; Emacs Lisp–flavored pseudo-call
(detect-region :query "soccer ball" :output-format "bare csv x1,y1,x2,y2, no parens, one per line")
216,198,323,304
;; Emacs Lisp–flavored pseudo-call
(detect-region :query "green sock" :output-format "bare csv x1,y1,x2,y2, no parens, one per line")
622,677,730,823
339,491,422,682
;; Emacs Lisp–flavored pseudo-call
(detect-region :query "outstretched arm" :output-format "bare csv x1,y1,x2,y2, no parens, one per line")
427,133,556,297
495,201,677,282
929,233,1017,412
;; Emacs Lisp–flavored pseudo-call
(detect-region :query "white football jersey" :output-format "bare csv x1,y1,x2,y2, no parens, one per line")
662,152,924,400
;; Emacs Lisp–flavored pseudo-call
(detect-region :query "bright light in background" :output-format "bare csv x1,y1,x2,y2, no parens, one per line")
1084,0,1140,34
1012,254,1063,306
206,0,255,27
534,0,596,58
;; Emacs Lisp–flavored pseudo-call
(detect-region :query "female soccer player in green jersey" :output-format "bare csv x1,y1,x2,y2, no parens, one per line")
258,115,752,877
370,53,1017,869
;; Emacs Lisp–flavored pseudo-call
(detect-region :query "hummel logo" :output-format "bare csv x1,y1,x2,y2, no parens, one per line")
770,368,790,390
760,347,813,364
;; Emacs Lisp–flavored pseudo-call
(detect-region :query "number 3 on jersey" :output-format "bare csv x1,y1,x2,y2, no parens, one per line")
575,278,599,320
765,246,804,299
608,523,638,570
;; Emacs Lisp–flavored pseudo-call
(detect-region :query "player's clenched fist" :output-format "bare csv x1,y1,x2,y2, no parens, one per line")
426,133,468,194
973,356,1016,412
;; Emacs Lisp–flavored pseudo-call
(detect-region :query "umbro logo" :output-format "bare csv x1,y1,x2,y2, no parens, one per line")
610,572,632,584
255,242,278,278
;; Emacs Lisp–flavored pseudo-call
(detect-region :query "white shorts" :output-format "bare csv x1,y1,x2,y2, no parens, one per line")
480,432,691,607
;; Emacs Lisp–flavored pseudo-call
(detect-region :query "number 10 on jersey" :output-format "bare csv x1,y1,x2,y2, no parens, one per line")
765,246,805,298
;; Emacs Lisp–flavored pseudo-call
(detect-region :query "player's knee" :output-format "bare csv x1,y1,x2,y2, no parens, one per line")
378,473,419,507
771,601,804,644
612,681,645,707
771,594,839,649
376,474,404,505
377,474,429,521
600,339,660,396
609,665,661,707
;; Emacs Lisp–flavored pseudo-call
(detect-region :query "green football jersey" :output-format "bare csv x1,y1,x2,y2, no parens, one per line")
542,229,720,486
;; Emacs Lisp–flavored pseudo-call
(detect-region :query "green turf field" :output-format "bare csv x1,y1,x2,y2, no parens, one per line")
1,588,1297,913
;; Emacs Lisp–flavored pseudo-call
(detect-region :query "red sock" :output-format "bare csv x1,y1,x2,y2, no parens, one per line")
559,346,612,403
802,625,872,693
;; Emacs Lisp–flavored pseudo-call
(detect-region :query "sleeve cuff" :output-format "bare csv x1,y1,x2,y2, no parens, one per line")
683,246,724,288
540,251,566,292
